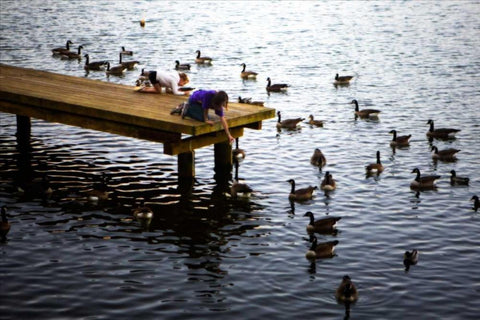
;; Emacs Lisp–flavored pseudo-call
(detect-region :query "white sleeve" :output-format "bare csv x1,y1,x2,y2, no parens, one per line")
169,75,184,95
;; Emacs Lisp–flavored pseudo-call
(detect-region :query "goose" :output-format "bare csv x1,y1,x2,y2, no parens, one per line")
266,77,289,92
305,235,338,259
320,171,336,191
17,175,53,199
83,54,108,71
238,96,264,106
230,180,253,198
389,130,411,147
310,148,326,168
240,63,258,79
105,62,127,76
335,275,358,302
52,40,73,55
366,150,384,173
120,46,133,56
410,168,440,190
471,195,479,212
431,146,460,161
287,179,317,201
195,50,212,64
60,45,83,59
351,99,380,118
449,170,469,185
334,73,353,85
232,137,246,160
132,199,153,220
276,111,304,129
304,211,341,234
426,119,460,139
86,173,110,203
119,52,139,70
1,206,10,242
175,60,191,70
403,249,419,271
307,114,324,127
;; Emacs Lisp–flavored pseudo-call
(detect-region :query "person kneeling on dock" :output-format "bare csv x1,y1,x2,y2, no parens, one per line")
137,69,190,95
182,90,235,144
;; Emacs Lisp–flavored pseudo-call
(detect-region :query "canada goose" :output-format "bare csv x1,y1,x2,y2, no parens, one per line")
132,199,153,220
86,173,110,203
366,150,384,173
426,119,460,139
52,40,73,55
232,137,246,160
351,99,380,118
175,60,191,70
335,275,358,302
334,73,353,85
287,179,317,201
471,195,479,212
1,206,10,242
404,249,419,271
120,46,133,56
195,50,212,64
266,77,289,92
83,54,108,71
389,130,411,147
431,145,460,161
238,96,264,106
410,168,440,190
230,180,253,198
240,63,257,79
304,211,341,234
449,170,469,185
105,62,127,76
307,114,324,127
276,111,304,129
305,236,338,259
310,148,326,168
320,171,336,191
60,45,83,59
119,52,139,70
17,175,53,199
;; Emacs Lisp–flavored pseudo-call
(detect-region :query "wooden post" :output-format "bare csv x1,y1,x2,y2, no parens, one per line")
16,115,31,151
214,141,232,181
178,151,195,179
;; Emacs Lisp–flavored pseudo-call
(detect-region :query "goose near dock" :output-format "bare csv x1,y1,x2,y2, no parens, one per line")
195,50,212,64
410,168,440,190
240,63,258,79
304,211,341,234
52,40,73,55
389,129,411,147
310,148,326,168
175,60,191,70
287,179,317,201
403,249,419,271
320,171,336,191
335,275,358,302
307,114,324,127
305,236,339,259
366,150,384,174
351,99,380,118
266,77,289,92
426,119,460,139
60,45,83,59
276,111,304,129
105,62,127,76
83,54,108,71
449,170,469,185
431,145,460,161
119,52,139,70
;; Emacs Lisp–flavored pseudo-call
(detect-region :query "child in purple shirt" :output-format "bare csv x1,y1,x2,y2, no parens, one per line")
183,90,234,144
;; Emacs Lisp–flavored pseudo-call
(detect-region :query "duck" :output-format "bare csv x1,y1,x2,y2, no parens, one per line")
351,99,380,118
238,96,264,106
366,150,384,174
410,168,440,190
334,73,353,85
120,46,133,56
426,119,460,139
287,179,317,201
403,249,419,271
52,40,73,55
83,54,108,71
232,137,246,160
335,275,358,302
431,145,460,161
240,63,258,79
276,111,304,129
304,211,341,234
449,170,469,185
105,62,127,76
305,235,339,259
389,129,411,147
307,114,324,127
1,205,11,242
266,77,289,92
195,50,212,64
320,171,336,191
175,60,191,70
119,52,139,70
310,148,326,168
471,195,479,212
60,45,84,59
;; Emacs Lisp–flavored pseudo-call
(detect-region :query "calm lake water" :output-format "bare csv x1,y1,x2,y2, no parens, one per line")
1,1,480,319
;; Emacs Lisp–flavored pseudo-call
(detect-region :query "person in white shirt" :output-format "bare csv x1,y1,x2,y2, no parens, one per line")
138,69,190,95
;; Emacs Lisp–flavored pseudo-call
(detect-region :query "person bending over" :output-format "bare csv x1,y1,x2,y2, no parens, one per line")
138,69,189,95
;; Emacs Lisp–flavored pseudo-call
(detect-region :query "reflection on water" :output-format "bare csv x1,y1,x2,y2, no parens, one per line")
1,1,480,319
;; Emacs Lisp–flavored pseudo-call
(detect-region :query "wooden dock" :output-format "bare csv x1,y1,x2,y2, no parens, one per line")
0,64,275,179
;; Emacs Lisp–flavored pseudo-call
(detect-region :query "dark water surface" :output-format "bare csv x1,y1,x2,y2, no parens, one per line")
1,1,480,319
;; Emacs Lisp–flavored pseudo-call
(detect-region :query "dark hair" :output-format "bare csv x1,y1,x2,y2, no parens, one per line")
211,90,229,109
